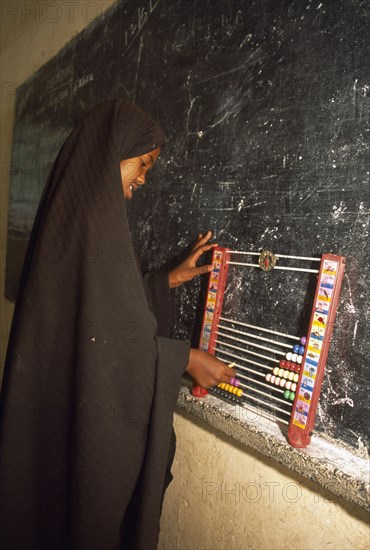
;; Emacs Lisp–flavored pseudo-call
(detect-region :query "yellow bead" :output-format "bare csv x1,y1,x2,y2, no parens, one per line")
236,389,243,397
225,384,230,392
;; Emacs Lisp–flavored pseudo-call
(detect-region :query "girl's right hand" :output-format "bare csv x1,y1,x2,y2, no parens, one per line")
185,349,236,389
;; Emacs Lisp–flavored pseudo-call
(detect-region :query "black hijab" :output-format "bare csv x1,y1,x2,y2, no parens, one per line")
0,99,189,550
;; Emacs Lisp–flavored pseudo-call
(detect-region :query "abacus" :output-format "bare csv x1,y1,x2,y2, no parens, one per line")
193,247,345,448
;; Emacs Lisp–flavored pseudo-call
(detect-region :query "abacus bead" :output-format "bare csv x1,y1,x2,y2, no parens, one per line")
280,360,286,368
300,336,307,345
291,383,297,392
266,373,271,382
286,352,292,361
299,346,305,355
293,344,300,353
278,368,284,377
236,389,243,397
285,361,292,370
280,379,286,387
225,384,230,391
293,373,299,383
273,367,279,376
291,353,298,363
286,381,292,390
271,375,276,384
233,387,238,395
289,392,295,401
284,390,290,399
230,378,235,386
219,383,224,389
296,365,301,373
234,379,240,387
283,370,289,379
297,355,303,364
288,372,294,381
275,377,281,385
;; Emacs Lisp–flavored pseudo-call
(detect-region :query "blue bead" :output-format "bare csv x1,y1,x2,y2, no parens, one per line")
293,344,300,353
299,346,305,355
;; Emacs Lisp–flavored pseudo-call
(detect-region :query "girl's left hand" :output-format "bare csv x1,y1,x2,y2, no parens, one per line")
168,231,217,289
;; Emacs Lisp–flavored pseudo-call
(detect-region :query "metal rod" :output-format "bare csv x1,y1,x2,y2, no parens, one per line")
215,339,280,363
227,261,319,273
240,393,292,416
217,330,285,356
215,349,274,371
228,250,321,261
237,372,284,392
239,381,288,402
219,324,293,349
219,317,300,341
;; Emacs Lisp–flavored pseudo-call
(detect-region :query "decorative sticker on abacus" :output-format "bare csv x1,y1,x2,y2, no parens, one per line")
293,399,310,428
293,412,307,428
304,361,318,376
311,326,325,340
320,274,335,289
301,376,314,391
306,365,318,379
308,337,323,352
313,312,327,327
323,260,338,275
318,285,333,300
303,359,319,377
296,400,310,415
205,313,214,323
317,289,331,302
299,388,313,404
316,300,330,314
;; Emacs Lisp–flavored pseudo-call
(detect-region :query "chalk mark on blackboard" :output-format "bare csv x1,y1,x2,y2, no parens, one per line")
197,48,264,85
132,36,144,101
122,0,159,57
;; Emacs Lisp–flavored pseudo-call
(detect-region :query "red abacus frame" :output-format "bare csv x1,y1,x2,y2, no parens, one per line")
193,246,346,448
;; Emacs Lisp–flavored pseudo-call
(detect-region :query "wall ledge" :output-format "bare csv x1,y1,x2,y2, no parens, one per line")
176,385,370,512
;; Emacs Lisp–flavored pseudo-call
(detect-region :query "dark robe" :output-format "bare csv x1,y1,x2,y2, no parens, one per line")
0,99,189,550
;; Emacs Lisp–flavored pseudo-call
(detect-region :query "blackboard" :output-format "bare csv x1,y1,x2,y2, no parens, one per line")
6,0,370,453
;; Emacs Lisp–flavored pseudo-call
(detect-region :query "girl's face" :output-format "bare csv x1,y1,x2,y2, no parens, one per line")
120,147,161,200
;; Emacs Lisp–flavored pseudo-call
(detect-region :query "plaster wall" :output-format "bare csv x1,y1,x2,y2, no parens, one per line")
159,412,370,549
